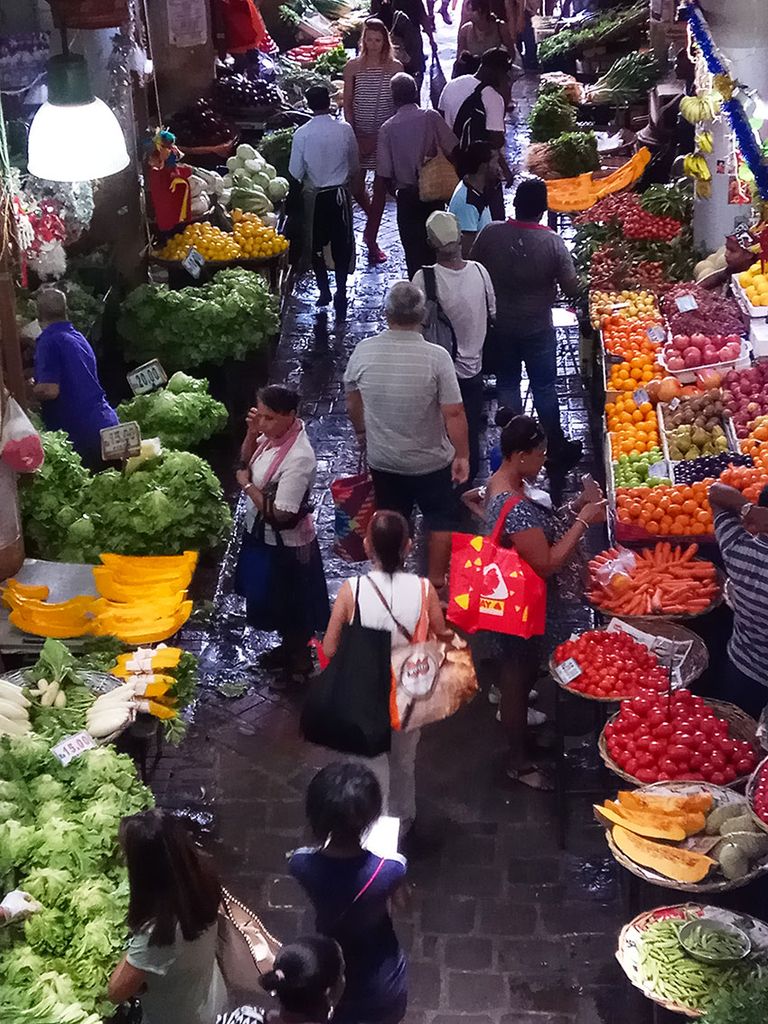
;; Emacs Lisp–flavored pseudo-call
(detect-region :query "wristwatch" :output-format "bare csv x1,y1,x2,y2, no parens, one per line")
740,502,754,523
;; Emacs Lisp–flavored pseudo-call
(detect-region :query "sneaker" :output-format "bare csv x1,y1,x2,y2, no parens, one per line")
547,438,583,471
488,685,501,705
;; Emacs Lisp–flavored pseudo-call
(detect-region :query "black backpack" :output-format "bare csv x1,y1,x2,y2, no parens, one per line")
452,82,489,151
421,265,458,360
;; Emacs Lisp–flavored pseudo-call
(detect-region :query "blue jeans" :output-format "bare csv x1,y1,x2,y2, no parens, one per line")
495,325,564,447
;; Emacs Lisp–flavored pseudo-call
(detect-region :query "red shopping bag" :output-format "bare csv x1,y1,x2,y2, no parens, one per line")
330,467,376,563
447,497,546,638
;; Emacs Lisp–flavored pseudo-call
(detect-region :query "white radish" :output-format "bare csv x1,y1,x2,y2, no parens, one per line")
54,691,67,709
89,685,137,708
40,680,60,707
0,699,30,722
87,708,133,738
0,680,30,707
0,712,31,736
37,679,49,691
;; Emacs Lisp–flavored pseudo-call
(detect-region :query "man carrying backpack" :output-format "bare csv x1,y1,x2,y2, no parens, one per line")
437,47,512,219
413,211,495,486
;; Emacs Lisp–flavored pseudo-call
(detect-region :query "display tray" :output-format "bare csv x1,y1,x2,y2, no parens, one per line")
731,274,768,318
589,564,724,620
658,338,752,385
149,254,284,270
616,903,768,1017
598,698,758,788
550,618,707,701
746,756,768,834
657,401,740,480
600,781,768,893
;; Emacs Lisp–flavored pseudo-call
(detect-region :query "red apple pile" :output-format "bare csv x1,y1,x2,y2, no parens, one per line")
553,629,670,699
603,689,758,785
663,334,743,372
723,363,768,437
751,759,768,826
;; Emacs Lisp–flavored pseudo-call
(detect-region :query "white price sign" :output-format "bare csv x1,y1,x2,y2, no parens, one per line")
649,461,669,479
52,731,96,766
127,359,167,396
101,421,142,461
633,388,650,406
557,658,582,683
181,246,205,279
675,293,698,313
647,326,666,344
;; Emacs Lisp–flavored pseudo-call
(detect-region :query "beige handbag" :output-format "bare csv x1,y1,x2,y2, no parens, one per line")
217,887,281,994
419,150,459,203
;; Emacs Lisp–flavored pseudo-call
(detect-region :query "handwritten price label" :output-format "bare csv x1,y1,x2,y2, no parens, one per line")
675,293,698,313
127,359,167,396
557,658,582,684
181,247,205,279
52,731,96,766
647,326,666,344
100,422,142,461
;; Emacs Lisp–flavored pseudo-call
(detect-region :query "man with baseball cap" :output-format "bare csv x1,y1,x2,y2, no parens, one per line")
413,210,495,484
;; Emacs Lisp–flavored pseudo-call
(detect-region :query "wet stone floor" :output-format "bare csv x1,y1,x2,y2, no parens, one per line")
150,72,669,1024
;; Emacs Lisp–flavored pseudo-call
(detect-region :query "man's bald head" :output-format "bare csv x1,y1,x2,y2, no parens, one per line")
36,288,68,325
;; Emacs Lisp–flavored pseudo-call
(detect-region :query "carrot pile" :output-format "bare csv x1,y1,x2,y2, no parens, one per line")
587,543,720,617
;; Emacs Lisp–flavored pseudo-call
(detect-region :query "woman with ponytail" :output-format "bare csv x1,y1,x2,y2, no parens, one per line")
218,937,345,1024
321,510,446,836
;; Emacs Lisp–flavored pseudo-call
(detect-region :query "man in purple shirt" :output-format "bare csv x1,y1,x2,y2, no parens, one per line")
33,288,117,468
372,73,458,277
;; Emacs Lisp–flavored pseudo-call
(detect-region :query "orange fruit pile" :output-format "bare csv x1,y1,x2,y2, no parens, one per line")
606,397,659,456
603,320,663,361
616,481,715,535
720,461,768,501
608,354,662,393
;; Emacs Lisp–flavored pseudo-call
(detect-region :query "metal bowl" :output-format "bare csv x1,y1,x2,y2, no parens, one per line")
678,918,752,964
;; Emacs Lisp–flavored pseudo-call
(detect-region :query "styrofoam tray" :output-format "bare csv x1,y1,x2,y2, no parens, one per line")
732,273,768,318
657,401,740,479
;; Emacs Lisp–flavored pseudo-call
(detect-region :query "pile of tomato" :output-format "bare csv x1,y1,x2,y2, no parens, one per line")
604,690,758,785
615,480,714,535
554,630,670,699
751,760,768,825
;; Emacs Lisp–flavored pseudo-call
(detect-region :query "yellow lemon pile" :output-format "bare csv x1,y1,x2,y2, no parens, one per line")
155,212,289,262
738,263,768,308
232,210,289,259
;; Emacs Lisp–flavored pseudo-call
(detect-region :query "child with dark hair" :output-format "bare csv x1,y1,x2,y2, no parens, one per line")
289,763,408,1024
321,511,447,831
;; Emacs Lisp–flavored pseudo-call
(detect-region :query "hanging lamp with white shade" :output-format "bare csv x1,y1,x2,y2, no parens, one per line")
27,53,129,182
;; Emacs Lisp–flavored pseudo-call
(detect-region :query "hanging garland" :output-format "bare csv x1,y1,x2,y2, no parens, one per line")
681,0,768,200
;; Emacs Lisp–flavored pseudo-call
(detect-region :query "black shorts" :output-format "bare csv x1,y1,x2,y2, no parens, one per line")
370,464,462,533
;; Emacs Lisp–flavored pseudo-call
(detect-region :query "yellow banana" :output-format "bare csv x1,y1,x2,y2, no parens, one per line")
695,180,712,200
697,131,713,154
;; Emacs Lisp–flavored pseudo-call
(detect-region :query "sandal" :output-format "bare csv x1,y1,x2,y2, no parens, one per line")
506,764,554,791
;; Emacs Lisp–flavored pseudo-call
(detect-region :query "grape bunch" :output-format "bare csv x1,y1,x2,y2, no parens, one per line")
673,451,753,485
215,75,281,109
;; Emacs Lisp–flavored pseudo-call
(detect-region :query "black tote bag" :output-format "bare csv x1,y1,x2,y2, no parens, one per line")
301,581,392,757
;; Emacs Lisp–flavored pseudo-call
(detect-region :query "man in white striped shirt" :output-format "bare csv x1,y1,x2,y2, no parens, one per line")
709,481,768,719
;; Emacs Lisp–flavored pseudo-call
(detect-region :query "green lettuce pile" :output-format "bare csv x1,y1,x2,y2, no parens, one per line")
117,372,228,451
20,431,232,563
0,738,153,1023
118,267,279,369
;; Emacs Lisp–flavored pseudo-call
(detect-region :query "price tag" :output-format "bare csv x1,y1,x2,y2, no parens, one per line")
675,293,698,313
101,421,142,461
557,657,582,683
647,326,666,344
633,388,650,406
610,302,630,310
182,246,205,279
51,731,96,766
649,461,670,479
127,359,167,396
668,397,681,411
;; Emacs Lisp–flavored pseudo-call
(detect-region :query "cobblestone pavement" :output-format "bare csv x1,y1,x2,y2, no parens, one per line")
150,65,663,1024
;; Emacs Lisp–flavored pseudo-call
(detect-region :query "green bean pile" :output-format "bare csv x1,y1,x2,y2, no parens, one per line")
682,922,748,961
638,919,761,1011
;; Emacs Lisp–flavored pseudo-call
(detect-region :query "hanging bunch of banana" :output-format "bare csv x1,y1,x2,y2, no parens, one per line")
683,152,713,199
680,93,722,124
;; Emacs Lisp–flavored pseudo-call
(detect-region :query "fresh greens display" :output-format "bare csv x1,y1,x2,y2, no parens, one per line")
641,180,694,222
118,267,279,369
258,127,296,179
20,432,231,562
548,130,600,176
313,45,348,78
116,372,228,451
278,61,336,108
528,87,577,143
585,52,662,105
702,976,768,1024
539,1,646,69
0,738,153,1023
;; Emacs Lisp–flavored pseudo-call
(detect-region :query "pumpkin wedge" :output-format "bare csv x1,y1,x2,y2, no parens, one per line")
596,802,688,841
612,825,715,884
618,790,714,816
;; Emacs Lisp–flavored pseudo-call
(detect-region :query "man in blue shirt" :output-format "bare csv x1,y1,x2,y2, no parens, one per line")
448,140,494,256
33,288,117,468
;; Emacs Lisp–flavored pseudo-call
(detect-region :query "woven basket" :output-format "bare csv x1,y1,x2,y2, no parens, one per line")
616,903,768,1017
600,781,768,893
746,756,768,835
550,619,708,702
599,698,759,788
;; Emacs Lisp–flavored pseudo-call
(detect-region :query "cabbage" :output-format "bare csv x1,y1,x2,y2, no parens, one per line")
117,375,227,450
236,142,258,161
267,176,289,201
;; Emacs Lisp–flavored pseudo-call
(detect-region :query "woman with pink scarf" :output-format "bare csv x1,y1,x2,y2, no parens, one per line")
235,385,329,678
